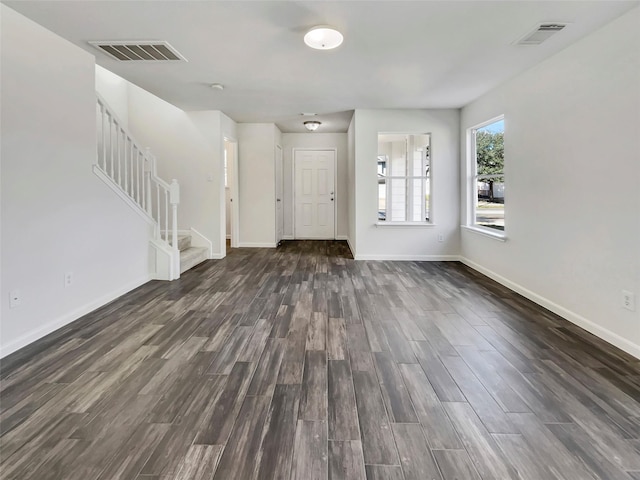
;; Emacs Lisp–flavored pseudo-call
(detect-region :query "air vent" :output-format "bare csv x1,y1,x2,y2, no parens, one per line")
515,23,568,46
89,41,187,61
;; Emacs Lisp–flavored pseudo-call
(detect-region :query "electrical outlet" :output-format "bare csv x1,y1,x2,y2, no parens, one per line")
64,272,73,287
438,234,444,242
9,289,22,308
622,290,635,311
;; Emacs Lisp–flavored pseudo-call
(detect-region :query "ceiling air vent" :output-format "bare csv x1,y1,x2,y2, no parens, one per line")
515,23,568,46
89,41,187,61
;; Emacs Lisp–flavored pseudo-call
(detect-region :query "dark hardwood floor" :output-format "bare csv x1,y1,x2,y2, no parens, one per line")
2,240,640,479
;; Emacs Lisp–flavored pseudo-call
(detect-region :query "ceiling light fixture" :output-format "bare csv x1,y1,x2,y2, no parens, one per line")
304,121,322,131
210,83,224,90
304,26,343,50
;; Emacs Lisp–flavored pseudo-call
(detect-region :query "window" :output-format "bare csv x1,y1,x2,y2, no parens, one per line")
470,118,504,232
377,133,431,223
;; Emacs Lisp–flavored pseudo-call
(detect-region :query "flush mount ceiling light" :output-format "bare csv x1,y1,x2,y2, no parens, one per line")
304,121,322,131
304,26,343,50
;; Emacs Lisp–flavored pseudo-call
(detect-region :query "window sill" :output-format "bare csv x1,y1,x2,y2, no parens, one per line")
376,222,435,227
461,225,507,241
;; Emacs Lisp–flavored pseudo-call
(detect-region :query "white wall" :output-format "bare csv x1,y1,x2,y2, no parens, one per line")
95,65,129,128
460,7,640,357
237,124,280,247
1,5,152,357
352,109,460,260
281,133,349,239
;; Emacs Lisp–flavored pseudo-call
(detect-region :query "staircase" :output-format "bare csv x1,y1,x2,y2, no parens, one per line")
94,92,211,280
175,234,208,274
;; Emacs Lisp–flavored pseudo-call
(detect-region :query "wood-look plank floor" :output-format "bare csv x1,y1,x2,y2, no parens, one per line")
2,240,640,480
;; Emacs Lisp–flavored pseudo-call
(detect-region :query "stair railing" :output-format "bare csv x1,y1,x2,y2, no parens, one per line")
95,93,179,262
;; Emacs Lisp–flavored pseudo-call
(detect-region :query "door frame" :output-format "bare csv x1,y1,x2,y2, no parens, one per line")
275,144,284,246
224,137,240,252
292,148,337,240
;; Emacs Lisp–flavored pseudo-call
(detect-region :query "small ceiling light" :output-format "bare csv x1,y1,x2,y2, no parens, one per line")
304,26,343,50
210,83,224,90
304,121,322,131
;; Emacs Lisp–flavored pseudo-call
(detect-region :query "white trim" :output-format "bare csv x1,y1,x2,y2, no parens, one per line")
238,242,277,248
354,254,460,261
282,235,295,240
376,222,436,228
335,235,349,240
210,252,226,259
459,256,640,360
0,274,151,359
292,148,338,240
224,137,240,250
275,144,284,245
226,234,231,239
93,165,155,224
461,225,507,241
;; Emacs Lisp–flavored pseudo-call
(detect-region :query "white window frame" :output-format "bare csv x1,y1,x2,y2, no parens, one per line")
466,115,505,239
377,132,433,226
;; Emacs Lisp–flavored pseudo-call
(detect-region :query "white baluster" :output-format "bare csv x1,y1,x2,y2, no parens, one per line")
170,179,180,254
109,114,114,178
156,184,160,239
124,136,129,195
117,128,122,187
100,103,106,170
134,147,142,206
145,151,152,216
129,142,134,197
164,189,169,242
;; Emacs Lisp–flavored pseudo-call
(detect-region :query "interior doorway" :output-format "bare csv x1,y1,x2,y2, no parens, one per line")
224,137,239,253
294,149,336,239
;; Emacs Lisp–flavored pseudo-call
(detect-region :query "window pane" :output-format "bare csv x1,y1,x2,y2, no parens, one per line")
378,179,387,221
474,118,504,231
390,178,406,221
475,176,504,230
411,178,423,222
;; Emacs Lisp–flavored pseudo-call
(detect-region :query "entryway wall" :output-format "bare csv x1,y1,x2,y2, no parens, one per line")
281,133,349,240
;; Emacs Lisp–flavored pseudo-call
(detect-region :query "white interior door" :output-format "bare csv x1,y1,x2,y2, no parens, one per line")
294,150,335,239
275,145,284,245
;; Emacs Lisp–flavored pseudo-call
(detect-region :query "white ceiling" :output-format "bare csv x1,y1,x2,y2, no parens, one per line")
4,1,638,133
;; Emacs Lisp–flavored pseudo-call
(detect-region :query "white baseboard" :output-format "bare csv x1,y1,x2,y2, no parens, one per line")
354,254,460,261
226,234,231,239
210,252,226,259
282,235,294,240
0,274,152,359
238,242,277,248
459,256,640,360
335,235,349,241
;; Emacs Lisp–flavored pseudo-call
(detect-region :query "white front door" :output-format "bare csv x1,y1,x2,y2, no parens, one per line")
294,150,335,239
275,145,284,245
